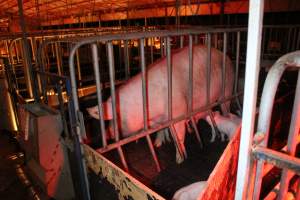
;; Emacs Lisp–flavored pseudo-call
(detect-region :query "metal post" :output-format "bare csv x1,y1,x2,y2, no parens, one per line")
234,31,242,112
124,40,130,79
206,33,211,105
164,37,167,57
150,38,154,64
140,39,161,172
76,50,82,84
222,32,227,106
167,37,172,120
180,35,184,48
91,44,107,147
278,70,300,199
17,0,36,99
235,0,264,199
107,42,129,171
55,42,62,75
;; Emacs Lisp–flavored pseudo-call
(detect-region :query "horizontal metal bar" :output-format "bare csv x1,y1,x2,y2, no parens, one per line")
96,92,241,154
252,146,300,175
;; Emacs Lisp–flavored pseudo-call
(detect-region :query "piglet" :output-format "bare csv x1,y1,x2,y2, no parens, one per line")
172,181,207,200
205,111,241,142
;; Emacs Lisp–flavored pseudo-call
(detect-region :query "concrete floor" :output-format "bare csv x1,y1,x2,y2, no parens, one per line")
0,131,35,200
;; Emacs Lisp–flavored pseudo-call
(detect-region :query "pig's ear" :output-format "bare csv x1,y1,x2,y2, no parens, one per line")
103,101,113,120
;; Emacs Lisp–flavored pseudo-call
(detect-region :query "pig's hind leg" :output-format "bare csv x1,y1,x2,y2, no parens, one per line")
171,120,187,164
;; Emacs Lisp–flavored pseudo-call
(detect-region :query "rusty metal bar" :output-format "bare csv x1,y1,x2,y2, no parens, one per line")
252,146,300,175
140,38,161,172
91,43,107,147
107,42,129,172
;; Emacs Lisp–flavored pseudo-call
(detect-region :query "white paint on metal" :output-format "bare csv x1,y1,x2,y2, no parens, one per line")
234,0,264,199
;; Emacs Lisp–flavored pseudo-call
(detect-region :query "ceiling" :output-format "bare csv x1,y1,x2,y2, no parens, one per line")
0,0,299,31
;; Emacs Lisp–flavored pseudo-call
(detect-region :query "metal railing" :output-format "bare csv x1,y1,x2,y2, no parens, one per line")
68,28,245,175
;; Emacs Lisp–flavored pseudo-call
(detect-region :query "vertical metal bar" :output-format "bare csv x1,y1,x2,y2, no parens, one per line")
150,38,154,64
15,41,20,63
17,0,36,99
140,39,161,172
194,35,198,45
261,27,266,59
55,42,62,75
166,37,172,120
188,34,193,113
76,50,82,85
234,1,264,199
234,32,241,94
164,37,167,57
56,83,69,137
234,31,242,112
124,40,130,79
30,38,35,62
206,33,211,106
51,43,55,58
222,32,227,104
91,44,107,147
160,38,164,57
107,42,129,171
180,35,184,48
278,70,300,199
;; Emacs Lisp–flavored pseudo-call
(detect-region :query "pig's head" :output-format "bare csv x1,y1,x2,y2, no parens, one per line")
86,98,113,120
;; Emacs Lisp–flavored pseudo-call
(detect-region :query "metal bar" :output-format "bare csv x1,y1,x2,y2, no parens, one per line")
190,117,203,148
140,38,161,172
234,1,264,199
124,40,130,79
15,41,20,63
278,70,300,199
96,93,240,154
234,32,240,94
164,37,167,57
160,38,164,57
194,35,198,45
17,0,36,99
150,38,154,64
55,42,62,75
222,32,227,104
167,36,172,120
107,42,129,172
206,33,211,105
252,146,300,175
56,83,69,137
76,49,82,85
180,35,184,48
188,34,193,113
91,44,107,147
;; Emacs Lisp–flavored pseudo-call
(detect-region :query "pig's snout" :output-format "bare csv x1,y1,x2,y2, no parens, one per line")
87,106,100,119
86,101,113,120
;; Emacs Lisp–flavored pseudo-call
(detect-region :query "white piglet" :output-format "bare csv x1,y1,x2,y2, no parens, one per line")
172,181,207,200
205,111,241,142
